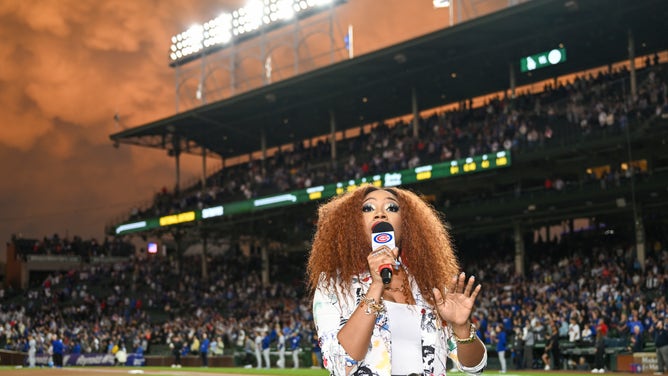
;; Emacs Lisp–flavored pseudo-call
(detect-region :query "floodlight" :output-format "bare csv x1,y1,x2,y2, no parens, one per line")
235,0,263,35
169,0,347,67
274,0,295,21
433,0,451,8
169,24,204,61
203,13,232,47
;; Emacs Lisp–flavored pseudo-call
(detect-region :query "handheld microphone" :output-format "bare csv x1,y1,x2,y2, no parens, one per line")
371,221,395,284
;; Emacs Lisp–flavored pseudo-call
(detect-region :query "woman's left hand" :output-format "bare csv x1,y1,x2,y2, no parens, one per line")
433,272,481,327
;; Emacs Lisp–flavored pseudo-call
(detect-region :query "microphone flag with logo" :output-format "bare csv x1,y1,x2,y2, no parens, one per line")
371,221,395,284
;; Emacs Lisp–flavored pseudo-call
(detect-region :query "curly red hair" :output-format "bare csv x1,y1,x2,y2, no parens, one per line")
307,184,460,307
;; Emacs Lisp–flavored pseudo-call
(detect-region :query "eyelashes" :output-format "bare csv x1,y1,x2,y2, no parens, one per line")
386,203,399,212
362,202,400,213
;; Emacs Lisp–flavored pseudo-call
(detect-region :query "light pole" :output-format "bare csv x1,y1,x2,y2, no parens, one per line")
433,0,454,27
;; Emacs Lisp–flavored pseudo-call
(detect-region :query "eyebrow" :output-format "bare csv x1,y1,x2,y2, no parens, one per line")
363,196,399,204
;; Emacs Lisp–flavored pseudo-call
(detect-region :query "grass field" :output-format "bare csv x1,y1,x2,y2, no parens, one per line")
0,367,641,376
2,366,329,375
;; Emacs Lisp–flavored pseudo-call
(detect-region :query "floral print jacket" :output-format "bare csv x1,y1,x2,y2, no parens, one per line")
313,271,487,376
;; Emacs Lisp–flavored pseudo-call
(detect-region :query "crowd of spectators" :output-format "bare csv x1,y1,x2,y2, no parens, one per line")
11,233,135,261
125,56,668,223
469,227,667,372
3,55,667,370
1,227,666,370
1,242,318,368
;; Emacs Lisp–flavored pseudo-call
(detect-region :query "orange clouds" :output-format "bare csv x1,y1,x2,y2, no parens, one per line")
0,0,227,238
0,0,459,240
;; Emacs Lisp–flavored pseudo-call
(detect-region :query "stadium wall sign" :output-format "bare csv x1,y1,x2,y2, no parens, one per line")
30,353,146,367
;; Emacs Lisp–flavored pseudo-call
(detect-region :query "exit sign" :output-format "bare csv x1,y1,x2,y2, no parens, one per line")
520,48,567,72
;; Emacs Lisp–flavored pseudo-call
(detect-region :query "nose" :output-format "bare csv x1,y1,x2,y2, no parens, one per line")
373,208,387,220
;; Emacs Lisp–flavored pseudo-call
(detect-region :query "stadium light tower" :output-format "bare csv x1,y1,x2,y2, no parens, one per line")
169,0,347,68
433,0,454,27
168,0,349,113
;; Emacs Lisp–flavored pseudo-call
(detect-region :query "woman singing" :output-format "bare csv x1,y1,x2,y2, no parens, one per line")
307,185,487,376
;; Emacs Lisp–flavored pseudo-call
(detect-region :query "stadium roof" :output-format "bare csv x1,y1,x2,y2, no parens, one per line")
110,0,668,160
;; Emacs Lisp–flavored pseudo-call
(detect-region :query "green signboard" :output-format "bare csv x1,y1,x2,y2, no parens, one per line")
520,48,566,72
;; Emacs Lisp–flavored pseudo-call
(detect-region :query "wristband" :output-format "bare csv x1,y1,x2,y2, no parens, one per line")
360,295,385,316
450,322,477,344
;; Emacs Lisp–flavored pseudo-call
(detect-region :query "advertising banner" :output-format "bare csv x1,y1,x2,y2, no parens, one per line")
29,353,145,367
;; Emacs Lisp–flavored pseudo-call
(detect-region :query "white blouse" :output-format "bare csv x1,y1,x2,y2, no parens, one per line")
385,300,422,374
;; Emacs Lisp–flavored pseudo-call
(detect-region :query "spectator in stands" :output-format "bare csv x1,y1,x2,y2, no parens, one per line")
308,185,487,376
170,334,183,368
576,356,591,371
51,333,64,368
199,332,210,367
71,340,81,354
47,341,53,368
592,319,608,373
311,331,322,369
253,329,263,369
115,344,127,366
652,319,668,375
190,333,200,357
629,325,644,353
494,323,508,373
522,321,536,369
27,334,36,368
289,329,302,368
542,323,560,370
210,336,224,356
135,341,144,358
614,313,631,342
239,335,254,367
261,329,272,369
628,310,645,335
582,323,595,344
510,325,524,370
568,316,581,343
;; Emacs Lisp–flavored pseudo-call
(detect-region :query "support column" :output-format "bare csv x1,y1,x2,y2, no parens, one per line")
173,230,183,277
293,17,300,74
509,62,516,100
261,240,269,285
175,67,180,113
513,222,525,277
201,149,207,189
198,54,206,104
261,30,269,85
456,0,462,24
635,214,646,270
623,78,643,269
329,4,336,64
411,87,419,138
201,233,208,280
172,138,181,194
628,29,637,101
329,109,337,160
569,218,574,234
261,128,267,171
174,153,181,194
230,45,237,96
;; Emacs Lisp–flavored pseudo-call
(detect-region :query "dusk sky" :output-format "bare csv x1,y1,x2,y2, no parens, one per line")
0,0,485,242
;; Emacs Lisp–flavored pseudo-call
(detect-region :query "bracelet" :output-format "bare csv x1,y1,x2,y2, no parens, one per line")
360,295,385,316
450,322,477,344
